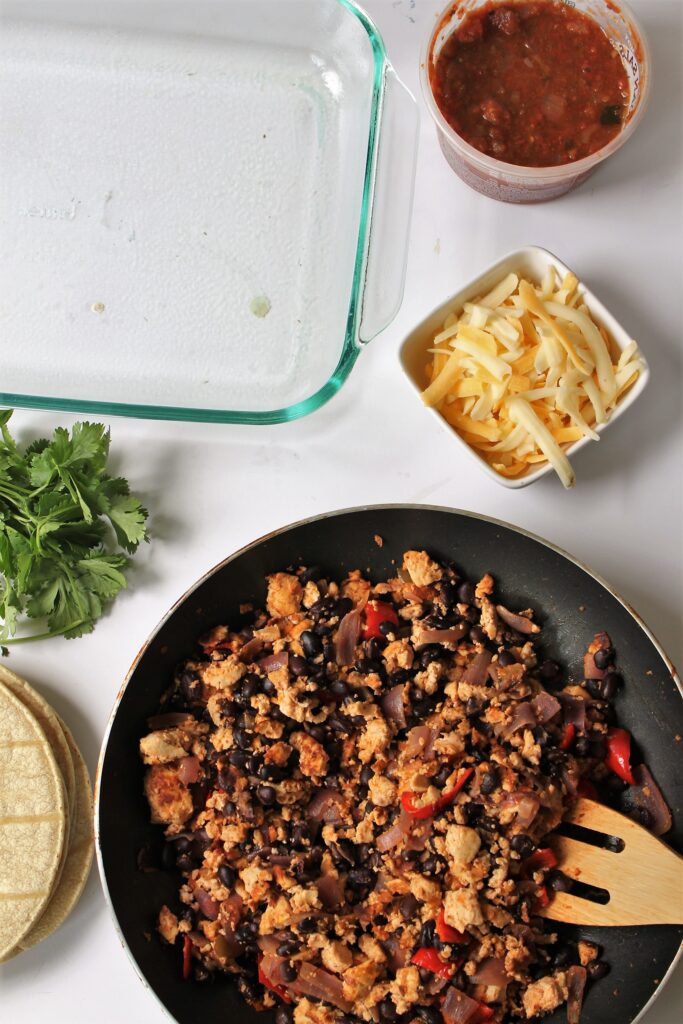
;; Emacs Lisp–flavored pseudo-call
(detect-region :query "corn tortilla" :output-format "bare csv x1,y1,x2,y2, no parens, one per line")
0,679,67,960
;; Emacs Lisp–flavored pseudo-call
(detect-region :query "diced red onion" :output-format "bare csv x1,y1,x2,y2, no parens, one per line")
239,636,264,662
336,609,361,666
425,973,450,995
382,936,409,972
502,790,540,828
288,962,352,1012
531,691,561,724
261,954,291,988
502,701,536,739
381,684,407,728
258,651,289,673
177,755,201,785
496,605,540,635
377,807,413,851
214,925,241,960
561,695,586,731
583,652,605,680
405,817,433,852
317,873,345,911
621,764,672,836
461,650,493,686
471,957,509,988
257,935,282,955
442,986,483,1024
404,725,436,760
414,623,468,648
566,965,587,1024
194,887,220,921
146,712,195,730
307,787,346,824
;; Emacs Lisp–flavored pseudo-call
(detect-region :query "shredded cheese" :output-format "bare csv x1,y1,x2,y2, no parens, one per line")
421,268,644,487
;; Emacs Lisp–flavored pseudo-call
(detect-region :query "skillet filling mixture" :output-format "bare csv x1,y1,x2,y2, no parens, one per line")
140,551,671,1023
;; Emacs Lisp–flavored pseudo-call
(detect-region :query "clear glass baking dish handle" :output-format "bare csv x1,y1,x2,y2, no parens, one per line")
358,67,418,343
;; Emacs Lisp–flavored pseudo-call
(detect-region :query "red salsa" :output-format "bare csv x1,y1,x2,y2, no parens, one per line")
432,1,629,167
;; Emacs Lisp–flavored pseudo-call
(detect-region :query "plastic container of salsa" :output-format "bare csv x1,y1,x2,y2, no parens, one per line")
420,0,651,203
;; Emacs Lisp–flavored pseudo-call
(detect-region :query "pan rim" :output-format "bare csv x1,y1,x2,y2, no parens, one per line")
95,502,682,1024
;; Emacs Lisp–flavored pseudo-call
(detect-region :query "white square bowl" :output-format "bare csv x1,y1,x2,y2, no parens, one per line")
398,245,650,488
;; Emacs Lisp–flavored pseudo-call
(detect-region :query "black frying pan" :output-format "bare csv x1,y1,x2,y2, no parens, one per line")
96,505,682,1024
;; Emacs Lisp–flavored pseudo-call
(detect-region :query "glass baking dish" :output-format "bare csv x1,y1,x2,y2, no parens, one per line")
0,0,417,423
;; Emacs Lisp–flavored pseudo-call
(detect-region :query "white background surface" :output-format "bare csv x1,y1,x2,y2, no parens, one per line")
1,1,681,1021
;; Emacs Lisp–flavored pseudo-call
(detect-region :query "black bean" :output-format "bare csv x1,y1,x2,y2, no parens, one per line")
574,735,590,757
464,801,483,824
469,625,486,645
176,852,193,872
457,581,475,605
277,938,300,957
233,728,250,750
434,764,452,787
296,849,323,880
497,650,516,667
548,869,573,892
291,823,311,848
236,711,254,730
586,678,603,699
401,848,420,863
374,913,388,926
510,833,535,857
478,815,498,833
275,1007,294,1024
307,725,326,743
587,960,610,980
359,765,373,787
245,755,259,774
539,659,561,682
301,631,323,658
280,961,297,983
160,843,176,871
347,867,375,890
261,678,276,695
465,696,484,718
400,893,419,920
419,920,436,947
421,854,445,877
218,863,236,888
242,673,261,697
323,643,336,662
259,764,282,781
330,679,349,699
297,916,318,934
367,638,384,661
601,672,621,699
289,655,308,677
217,766,233,788
420,647,442,669
480,768,499,795
593,647,614,670
357,658,383,675
256,785,276,806
379,1000,397,1022
415,1008,440,1024
379,620,399,638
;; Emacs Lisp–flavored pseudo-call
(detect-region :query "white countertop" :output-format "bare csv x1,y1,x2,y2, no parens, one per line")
1,0,681,1021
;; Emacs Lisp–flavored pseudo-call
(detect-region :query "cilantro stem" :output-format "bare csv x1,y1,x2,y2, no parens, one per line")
1,620,87,644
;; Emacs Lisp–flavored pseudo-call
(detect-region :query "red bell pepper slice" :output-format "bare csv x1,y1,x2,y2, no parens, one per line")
411,947,458,979
182,934,192,980
436,909,469,945
559,723,575,750
258,955,292,1003
362,600,399,640
401,767,474,820
522,847,558,875
605,728,636,786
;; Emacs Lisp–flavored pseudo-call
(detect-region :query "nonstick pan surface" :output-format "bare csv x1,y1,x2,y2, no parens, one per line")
96,505,682,1024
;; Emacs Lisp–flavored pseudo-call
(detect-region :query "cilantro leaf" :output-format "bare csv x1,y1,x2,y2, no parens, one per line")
0,410,149,644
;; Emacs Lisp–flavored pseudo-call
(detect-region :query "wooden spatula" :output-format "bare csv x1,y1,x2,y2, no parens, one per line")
538,798,683,926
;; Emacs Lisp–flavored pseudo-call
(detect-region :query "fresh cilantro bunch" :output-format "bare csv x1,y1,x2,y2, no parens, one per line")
0,410,149,644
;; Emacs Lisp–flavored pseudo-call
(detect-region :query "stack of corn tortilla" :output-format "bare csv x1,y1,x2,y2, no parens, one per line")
0,664,93,962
